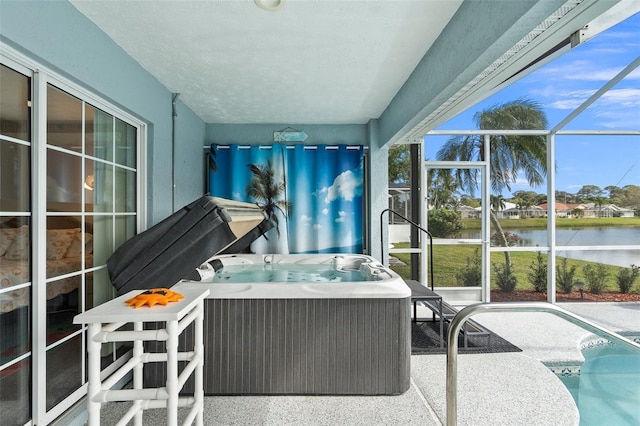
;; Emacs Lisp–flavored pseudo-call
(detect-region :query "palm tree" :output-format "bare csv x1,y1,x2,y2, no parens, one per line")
490,193,512,266
428,168,462,210
436,98,549,268
246,160,289,240
490,194,506,212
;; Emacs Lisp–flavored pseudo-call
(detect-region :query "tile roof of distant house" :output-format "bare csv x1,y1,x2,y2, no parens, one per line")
538,202,585,211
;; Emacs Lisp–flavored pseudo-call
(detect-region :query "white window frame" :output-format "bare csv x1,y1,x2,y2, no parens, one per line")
1,42,147,425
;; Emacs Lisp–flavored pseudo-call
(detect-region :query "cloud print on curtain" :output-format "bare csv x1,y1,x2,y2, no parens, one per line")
209,144,364,254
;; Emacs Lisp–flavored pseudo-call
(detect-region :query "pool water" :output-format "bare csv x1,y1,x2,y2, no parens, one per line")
557,342,640,425
213,263,368,283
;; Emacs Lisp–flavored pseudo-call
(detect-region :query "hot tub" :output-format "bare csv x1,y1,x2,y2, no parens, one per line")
165,254,411,395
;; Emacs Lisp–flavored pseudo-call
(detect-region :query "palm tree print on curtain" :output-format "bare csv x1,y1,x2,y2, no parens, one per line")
209,144,364,254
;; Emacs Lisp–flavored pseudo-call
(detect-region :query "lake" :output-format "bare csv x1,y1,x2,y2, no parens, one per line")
459,227,640,267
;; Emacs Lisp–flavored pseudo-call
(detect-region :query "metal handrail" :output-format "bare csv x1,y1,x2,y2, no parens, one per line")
446,302,640,426
380,208,434,291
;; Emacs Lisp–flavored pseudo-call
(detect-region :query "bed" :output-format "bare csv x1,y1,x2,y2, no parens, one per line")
0,225,93,313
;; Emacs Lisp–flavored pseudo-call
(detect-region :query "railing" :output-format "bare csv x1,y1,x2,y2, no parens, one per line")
446,302,640,426
380,208,434,290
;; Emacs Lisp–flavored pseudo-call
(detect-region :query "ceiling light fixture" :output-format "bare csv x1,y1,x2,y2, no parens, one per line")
254,0,284,12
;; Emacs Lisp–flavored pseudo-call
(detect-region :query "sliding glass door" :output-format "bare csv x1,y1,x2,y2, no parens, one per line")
0,63,33,426
0,57,143,425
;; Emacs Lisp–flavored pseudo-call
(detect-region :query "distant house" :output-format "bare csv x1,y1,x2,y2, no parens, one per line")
458,205,480,219
388,183,411,223
538,202,635,218
582,203,635,218
486,201,546,219
503,204,546,219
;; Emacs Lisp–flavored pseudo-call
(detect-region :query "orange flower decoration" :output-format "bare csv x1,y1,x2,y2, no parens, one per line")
125,288,184,308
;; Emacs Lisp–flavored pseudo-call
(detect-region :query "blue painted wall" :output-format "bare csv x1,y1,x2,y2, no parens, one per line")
207,123,368,146
0,0,207,225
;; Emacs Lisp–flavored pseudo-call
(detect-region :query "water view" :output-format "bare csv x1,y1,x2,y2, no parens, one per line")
459,227,640,267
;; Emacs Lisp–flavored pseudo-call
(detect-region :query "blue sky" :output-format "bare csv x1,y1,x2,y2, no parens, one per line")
426,12,639,199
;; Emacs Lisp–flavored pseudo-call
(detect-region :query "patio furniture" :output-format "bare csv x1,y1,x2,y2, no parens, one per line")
406,279,445,347
73,287,209,426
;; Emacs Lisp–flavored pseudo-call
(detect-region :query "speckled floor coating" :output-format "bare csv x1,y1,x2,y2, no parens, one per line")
91,302,639,426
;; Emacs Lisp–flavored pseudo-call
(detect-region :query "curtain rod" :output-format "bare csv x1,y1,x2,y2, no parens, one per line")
203,144,368,151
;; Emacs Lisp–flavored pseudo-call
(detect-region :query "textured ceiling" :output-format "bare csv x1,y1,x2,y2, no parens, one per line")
69,0,462,124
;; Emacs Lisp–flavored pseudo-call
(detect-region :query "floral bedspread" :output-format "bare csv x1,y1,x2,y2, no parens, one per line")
0,256,92,313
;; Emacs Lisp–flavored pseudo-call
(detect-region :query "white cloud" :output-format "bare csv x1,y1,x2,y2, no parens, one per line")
547,89,596,110
335,211,346,223
301,214,312,223
600,88,640,107
313,224,322,230
324,168,363,203
539,61,640,82
322,208,328,215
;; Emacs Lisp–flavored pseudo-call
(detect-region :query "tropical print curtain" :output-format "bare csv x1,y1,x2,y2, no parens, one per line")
209,144,364,254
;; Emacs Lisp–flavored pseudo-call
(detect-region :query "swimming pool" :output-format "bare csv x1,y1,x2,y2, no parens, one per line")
553,333,640,425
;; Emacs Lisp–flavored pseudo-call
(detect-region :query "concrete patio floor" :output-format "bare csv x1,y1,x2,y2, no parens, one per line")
93,302,639,426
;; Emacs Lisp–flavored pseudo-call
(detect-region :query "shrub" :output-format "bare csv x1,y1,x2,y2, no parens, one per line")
456,248,481,287
582,263,609,295
493,262,517,293
491,230,521,247
556,258,577,294
428,208,463,238
527,251,547,293
616,264,640,293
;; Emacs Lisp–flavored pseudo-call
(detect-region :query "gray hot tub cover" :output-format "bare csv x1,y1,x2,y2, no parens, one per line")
107,195,272,295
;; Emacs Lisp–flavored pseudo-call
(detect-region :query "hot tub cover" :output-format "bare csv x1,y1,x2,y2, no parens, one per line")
107,196,272,295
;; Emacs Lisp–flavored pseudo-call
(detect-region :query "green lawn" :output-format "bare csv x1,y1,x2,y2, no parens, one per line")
462,216,640,230
390,243,640,294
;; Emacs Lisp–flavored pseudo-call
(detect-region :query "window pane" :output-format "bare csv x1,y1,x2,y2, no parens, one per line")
115,118,136,168
84,216,95,269
115,168,136,213
47,85,82,153
0,64,30,141
86,106,113,161
47,149,82,211
46,217,82,279
554,252,640,301
0,288,30,362
555,135,639,246
87,160,113,213
46,335,82,410
0,357,30,425
46,276,80,343
92,215,113,267
0,141,30,212
490,188,548,248
490,251,545,302
114,215,135,250
437,245,482,288
88,268,113,309
0,220,30,271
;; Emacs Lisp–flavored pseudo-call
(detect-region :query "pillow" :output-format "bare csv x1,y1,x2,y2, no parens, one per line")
65,232,93,258
46,228,80,260
0,227,21,256
5,225,30,260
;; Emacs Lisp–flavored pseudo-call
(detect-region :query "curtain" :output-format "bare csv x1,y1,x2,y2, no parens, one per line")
209,144,363,254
